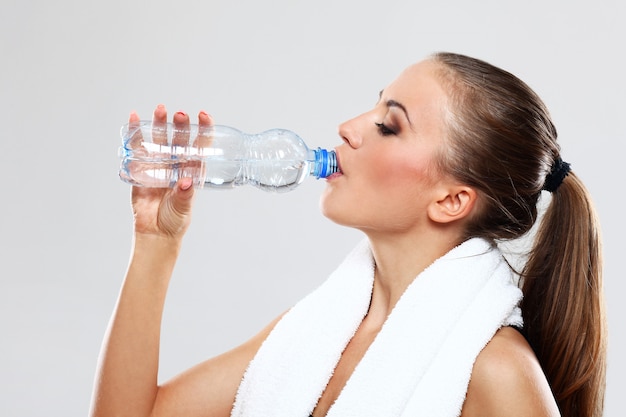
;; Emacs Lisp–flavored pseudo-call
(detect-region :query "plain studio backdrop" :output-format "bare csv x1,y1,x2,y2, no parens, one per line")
0,0,623,415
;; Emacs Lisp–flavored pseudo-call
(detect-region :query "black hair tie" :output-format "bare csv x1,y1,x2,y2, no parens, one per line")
542,157,571,193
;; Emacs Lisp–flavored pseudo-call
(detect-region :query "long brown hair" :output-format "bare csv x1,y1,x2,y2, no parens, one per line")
431,52,607,417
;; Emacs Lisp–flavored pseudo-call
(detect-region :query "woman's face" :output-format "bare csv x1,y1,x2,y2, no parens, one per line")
320,60,452,234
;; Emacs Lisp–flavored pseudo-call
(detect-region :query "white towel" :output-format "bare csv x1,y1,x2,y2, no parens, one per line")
231,238,522,417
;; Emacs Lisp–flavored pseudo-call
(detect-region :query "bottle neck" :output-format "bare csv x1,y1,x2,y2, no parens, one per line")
311,148,339,179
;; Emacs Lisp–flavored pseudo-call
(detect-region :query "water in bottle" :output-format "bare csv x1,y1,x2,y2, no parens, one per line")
118,121,339,192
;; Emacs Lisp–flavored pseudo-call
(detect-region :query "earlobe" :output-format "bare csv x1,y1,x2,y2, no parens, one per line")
428,186,478,224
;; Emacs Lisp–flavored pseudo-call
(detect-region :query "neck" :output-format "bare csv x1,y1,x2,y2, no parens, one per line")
365,228,464,320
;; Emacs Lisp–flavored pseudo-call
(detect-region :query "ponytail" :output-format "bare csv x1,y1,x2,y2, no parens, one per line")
521,172,607,417
431,51,607,417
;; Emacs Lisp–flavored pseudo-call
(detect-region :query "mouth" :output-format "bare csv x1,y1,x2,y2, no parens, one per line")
327,149,343,180
325,171,343,180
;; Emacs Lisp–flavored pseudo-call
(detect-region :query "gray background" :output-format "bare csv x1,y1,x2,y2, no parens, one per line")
1,0,623,415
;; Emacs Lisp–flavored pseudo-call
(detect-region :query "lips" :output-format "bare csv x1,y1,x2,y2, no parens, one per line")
326,172,343,180
334,148,344,175
326,150,343,180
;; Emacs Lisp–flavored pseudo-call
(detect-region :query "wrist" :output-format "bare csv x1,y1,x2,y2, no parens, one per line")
125,233,183,286
131,232,184,259
133,230,183,244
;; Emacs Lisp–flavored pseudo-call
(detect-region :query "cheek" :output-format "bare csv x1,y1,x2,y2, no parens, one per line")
318,149,438,226
373,151,434,191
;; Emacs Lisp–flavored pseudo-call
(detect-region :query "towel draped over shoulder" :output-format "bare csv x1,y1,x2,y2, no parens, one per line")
231,238,523,417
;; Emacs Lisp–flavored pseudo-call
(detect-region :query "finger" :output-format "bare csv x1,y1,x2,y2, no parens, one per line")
172,111,191,147
129,111,140,124
194,110,214,149
150,104,168,146
126,111,143,149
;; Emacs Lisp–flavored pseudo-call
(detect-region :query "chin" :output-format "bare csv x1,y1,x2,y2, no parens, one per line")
319,186,364,228
319,200,357,229
318,195,334,221
319,195,343,225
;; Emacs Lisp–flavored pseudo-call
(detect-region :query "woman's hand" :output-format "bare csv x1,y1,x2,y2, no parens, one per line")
129,105,213,240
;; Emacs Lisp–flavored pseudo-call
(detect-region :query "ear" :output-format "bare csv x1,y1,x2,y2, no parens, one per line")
427,185,478,224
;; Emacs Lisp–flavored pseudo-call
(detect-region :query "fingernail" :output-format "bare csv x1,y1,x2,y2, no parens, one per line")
180,177,193,190
176,111,187,117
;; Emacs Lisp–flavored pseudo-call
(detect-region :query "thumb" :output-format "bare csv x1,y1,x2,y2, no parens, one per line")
156,178,195,237
170,177,195,216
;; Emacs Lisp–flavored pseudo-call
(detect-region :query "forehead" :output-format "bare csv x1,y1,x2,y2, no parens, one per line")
383,60,448,119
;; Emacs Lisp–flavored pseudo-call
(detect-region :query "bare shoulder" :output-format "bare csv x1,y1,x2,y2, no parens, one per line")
461,327,561,417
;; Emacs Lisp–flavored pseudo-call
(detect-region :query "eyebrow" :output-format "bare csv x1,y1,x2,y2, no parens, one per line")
379,90,412,126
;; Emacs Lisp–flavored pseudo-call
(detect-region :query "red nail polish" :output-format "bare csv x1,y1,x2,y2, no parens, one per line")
180,178,193,190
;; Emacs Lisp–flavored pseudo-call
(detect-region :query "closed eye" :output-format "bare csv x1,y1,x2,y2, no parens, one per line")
375,122,396,136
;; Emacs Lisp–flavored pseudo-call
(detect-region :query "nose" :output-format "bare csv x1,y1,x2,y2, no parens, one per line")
337,116,363,149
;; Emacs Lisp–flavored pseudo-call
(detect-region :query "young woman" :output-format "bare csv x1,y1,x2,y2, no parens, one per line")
90,52,606,417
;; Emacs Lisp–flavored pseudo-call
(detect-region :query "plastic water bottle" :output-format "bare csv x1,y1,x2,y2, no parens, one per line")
118,121,339,192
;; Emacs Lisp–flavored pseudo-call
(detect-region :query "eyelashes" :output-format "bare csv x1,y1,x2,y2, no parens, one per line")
375,122,396,136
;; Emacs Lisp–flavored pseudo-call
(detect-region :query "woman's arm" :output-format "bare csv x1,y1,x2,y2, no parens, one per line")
91,233,279,417
151,313,283,417
90,231,186,417
89,107,275,417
